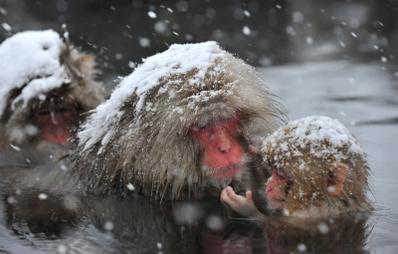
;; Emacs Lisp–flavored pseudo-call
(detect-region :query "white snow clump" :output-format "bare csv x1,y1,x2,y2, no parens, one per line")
0,30,69,118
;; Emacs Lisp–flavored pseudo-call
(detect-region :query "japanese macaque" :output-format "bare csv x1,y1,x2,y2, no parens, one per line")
221,116,371,219
71,41,284,201
0,30,105,155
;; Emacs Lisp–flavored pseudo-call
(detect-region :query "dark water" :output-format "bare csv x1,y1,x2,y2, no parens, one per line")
0,183,373,254
0,61,397,253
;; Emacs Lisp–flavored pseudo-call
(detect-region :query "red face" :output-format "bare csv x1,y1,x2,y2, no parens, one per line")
191,117,244,179
265,170,289,208
32,104,78,144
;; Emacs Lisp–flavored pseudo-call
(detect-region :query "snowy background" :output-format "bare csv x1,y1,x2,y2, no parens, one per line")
1,0,398,253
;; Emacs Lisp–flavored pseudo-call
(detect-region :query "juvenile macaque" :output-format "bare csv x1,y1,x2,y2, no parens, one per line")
0,30,105,154
221,116,371,219
72,41,284,201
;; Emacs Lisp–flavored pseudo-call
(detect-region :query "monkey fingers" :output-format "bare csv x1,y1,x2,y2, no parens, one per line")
221,187,258,218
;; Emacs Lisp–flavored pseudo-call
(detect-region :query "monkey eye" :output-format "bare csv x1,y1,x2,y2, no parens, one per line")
190,125,210,140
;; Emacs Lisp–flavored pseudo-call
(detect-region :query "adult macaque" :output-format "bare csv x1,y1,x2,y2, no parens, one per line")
0,30,105,169
72,41,284,201
0,30,105,160
221,116,371,219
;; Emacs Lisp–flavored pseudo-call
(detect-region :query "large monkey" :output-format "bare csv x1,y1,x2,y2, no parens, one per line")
71,41,284,201
221,116,371,219
0,30,105,166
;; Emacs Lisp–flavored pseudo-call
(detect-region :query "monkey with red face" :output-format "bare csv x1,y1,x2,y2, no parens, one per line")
0,30,105,167
221,116,371,219
71,41,284,201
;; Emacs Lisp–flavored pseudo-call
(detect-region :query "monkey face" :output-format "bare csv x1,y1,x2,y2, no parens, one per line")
191,116,248,181
30,92,82,144
265,170,289,205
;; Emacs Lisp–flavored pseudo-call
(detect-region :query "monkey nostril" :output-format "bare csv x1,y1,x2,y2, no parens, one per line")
218,145,231,153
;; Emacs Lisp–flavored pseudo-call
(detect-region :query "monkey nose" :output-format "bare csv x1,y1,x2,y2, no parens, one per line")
218,146,230,153
218,140,231,153
213,130,232,153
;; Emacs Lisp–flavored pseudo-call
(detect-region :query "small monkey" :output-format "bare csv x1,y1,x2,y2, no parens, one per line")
71,41,285,201
221,116,371,219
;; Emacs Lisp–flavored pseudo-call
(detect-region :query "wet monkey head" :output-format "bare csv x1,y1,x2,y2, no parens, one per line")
256,116,371,217
73,42,285,200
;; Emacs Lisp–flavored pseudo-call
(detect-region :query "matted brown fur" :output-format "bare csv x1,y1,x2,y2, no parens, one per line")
262,121,371,217
72,50,285,201
0,45,105,149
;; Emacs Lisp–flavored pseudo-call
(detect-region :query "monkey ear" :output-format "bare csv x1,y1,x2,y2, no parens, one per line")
327,162,349,197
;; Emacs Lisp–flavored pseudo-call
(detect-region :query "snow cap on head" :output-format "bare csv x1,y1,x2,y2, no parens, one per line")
78,41,227,150
262,116,365,169
0,29,70,117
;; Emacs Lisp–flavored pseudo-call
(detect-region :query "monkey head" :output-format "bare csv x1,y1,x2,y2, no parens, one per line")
75,41,284,200
0,30,105,148
258,116,370,217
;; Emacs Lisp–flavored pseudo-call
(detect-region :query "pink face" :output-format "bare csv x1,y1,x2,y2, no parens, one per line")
261,163,350,214
265,170,289,208
32,103,78,144
191,117,244,179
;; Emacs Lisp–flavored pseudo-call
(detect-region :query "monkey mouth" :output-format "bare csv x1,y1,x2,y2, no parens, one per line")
209,165,241,179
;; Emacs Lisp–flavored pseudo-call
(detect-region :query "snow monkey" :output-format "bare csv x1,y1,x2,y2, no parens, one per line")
221,116,371,219
0,30,105,153
72,41,284,201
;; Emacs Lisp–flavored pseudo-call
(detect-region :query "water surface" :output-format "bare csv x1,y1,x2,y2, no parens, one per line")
0,60,397,253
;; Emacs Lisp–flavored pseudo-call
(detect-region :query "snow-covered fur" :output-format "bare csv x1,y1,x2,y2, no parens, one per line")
72,42,285,201
0,30,105,149
261,116,371,217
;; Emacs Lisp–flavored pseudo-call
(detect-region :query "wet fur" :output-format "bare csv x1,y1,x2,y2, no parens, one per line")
72,51,285,201
261,126,371,217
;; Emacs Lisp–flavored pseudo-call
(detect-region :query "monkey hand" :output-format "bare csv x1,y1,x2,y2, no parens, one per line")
220,186,260,218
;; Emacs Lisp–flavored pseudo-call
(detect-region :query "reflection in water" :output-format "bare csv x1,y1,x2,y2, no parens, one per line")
0,151,374,254
3,190,202,253
202,216,370,254
2,185,372,253
260,217,370,254
201,221,266,254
